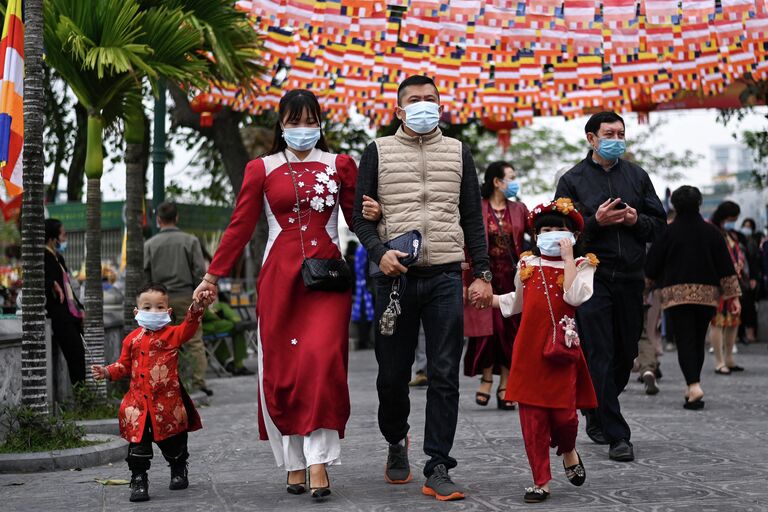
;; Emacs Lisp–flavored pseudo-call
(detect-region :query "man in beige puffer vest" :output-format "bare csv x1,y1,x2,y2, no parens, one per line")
353,75,492,501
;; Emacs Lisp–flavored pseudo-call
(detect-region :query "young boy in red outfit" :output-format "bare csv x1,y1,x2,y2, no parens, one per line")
487,199,598,503
92,283,215,502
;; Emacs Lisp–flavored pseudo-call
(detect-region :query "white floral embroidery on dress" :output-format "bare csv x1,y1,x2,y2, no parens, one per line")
311,239,318,246
313,183,325,195
288,217,296,224
298,181,305,187
325,195,335,207
325,165,336,175
301,225,308,231
291,338,298,345
327,180,338,194
316,172,330,184
310,196,325,212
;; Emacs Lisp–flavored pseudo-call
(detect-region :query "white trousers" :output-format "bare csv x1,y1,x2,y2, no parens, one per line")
257,326,341,470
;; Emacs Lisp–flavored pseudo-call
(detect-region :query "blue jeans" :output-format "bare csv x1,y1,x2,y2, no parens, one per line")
374,270,464,477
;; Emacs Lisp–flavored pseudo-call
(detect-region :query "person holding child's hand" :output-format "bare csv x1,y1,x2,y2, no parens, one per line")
91,283,214,503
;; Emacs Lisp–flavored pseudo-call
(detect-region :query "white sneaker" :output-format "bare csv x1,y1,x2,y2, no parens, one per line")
732,345,738,354
708,346,714,353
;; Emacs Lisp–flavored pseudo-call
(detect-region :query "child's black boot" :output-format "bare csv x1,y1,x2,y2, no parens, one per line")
129,472,150,502
169,462,189,490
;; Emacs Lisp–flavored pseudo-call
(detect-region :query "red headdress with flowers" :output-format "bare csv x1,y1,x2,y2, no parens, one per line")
527,197,585,232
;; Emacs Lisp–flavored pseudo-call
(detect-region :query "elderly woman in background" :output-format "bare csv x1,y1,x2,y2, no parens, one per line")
645,187,741,409
463,161,529,410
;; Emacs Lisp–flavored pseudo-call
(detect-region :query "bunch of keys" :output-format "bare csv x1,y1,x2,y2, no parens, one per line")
379,281,402,336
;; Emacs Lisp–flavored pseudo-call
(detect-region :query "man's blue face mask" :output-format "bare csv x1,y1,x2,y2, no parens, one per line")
595,138,626,161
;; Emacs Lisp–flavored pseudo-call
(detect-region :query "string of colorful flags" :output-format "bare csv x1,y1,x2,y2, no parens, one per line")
218,0,768,127
0,0,24,200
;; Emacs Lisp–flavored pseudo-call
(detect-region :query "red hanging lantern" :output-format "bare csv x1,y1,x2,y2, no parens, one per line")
190,93,223,128
481,118,515,152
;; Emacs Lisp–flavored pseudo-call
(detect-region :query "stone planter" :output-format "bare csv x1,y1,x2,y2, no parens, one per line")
0,434,127,473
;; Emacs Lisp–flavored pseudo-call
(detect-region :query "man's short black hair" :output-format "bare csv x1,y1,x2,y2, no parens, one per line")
397,75,439,106
670,185,702,214
156,202,178,223
136,282,168,299
584,111,625,135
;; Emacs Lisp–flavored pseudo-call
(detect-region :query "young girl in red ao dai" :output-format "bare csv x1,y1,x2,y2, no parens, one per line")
491,198,598,504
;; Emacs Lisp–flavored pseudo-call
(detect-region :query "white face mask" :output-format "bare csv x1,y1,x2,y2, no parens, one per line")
282,127,321,151
135,310,172,331
536,231,576,257
402,101,440,134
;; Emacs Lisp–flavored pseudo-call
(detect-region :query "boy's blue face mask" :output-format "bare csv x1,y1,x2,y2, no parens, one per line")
135,310,172,331
536,231,576,257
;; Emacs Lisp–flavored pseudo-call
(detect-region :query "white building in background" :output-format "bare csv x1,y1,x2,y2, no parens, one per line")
702,144,768,232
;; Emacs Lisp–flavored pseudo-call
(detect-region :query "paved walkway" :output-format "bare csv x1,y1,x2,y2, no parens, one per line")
2,343,768,511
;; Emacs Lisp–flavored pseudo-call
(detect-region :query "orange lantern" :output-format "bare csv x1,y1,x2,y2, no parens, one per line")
190,93,223,128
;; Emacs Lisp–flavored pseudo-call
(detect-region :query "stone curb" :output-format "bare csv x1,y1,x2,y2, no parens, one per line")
76,419,120,436
0,434,127,474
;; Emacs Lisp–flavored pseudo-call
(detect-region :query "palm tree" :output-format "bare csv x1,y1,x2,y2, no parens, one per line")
122,0,263,336
44,0,206,394
20,0,48,414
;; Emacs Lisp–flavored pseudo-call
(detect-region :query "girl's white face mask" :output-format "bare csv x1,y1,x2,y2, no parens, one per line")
536,231,576,257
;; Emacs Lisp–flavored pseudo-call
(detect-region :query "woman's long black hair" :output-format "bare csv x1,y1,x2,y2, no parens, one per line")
480,161,513,199
266,89,330,156
710,200,740,228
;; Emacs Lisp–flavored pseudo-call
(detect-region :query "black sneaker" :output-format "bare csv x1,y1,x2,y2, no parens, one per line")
385,437,412,484
422,464,465,501
609,439,635,462
523,486,550,503
129,473,150,502
169,462,189,490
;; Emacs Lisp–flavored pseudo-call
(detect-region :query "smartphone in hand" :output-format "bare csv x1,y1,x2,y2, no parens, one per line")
609,198,628,210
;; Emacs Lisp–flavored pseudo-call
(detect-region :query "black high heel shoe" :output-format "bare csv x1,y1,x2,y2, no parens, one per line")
496,387,516,410
286,470,306,495
309,466,331,499
476,377,493,406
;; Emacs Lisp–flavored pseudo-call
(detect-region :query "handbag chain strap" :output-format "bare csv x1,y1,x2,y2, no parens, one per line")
537,260,558,345
284,152,308,261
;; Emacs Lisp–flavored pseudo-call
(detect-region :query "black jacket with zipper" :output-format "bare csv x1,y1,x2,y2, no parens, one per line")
555,151,666,281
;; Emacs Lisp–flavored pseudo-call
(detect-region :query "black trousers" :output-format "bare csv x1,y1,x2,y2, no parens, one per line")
666,304,716,385
126,419,189,474
374,271,464,477
576,277,643,444
51,319,85,386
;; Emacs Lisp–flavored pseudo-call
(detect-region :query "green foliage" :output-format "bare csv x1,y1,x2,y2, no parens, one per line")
58,384,121,421
718,75,768,187
0,405,93,454
624,120,701,182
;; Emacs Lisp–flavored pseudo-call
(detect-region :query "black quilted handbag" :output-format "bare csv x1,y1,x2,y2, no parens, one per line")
285,153,352,293
300,257,352,292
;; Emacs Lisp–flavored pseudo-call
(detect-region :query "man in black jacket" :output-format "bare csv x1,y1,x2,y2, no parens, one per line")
555,111,666,462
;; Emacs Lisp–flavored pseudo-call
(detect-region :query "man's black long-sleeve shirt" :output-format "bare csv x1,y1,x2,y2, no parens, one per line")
352,140,490,277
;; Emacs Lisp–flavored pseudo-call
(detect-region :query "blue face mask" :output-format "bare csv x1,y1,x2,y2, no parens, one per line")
536,231,576,257
741,227,754,237
595,138,626,161
135,310,172,331
723,221,737,231
57,240,68,252
503,181,520,199
282,127,321,151
403,101,440,134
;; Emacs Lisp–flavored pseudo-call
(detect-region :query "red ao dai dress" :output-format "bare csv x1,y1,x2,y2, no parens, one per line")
207,149,358,471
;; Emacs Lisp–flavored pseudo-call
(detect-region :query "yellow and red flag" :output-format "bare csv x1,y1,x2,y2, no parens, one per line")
0,0,24,198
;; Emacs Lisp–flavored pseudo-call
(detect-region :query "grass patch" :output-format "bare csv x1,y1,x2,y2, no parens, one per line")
58,385,121,422
0,405,97,454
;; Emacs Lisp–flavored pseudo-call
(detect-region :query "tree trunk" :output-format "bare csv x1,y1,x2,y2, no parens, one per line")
21,0,48,414
123,109,145,337
66,104,87,202
83,115,106,397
